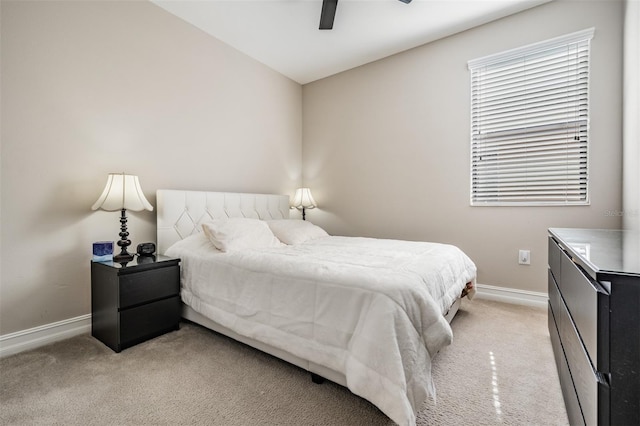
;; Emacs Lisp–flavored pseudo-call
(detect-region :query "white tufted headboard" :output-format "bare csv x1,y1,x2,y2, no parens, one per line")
156,190,290,255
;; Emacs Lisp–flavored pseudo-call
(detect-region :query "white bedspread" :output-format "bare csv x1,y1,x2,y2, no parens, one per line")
166,234,476,426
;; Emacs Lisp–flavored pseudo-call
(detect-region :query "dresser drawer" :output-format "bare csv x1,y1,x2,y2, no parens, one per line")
558,249,608,368
551,273,600,426
548,237,562,283
548,269,565,340
119,266,179,309
549,301,584,426
120,296,180,348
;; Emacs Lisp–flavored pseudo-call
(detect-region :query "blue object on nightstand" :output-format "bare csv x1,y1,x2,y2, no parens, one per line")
93,241,114,262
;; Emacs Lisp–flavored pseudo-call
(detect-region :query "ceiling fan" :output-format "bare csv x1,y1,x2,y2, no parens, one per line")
319,0,413,30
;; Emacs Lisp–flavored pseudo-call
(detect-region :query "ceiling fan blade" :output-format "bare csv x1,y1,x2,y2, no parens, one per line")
318,0,410,30
319,0,338,30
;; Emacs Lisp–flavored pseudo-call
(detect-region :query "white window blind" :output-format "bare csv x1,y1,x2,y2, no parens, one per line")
468,28,594,206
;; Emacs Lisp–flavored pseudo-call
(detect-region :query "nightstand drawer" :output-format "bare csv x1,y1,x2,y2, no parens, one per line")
119,266,179,309
120,296,180,347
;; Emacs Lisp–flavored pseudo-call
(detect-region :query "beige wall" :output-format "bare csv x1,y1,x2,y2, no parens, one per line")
302,0,625,294
623,0,640,231
0,1,302,334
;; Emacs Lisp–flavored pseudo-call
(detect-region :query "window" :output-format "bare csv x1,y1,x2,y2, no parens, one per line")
468,28,594,206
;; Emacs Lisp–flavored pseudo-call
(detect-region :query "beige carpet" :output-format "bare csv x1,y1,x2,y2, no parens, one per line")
0,299,568,425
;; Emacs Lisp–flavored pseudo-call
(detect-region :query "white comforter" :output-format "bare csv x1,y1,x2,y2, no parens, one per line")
166,234,476,426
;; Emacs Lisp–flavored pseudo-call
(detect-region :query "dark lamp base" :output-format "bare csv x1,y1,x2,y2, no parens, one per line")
114,208,134,263
113,252,134,262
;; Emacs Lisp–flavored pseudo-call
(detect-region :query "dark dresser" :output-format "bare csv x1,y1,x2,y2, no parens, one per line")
548,228,639,426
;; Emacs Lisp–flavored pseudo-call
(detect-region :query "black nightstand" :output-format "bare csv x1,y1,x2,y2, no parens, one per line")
91,255,181,352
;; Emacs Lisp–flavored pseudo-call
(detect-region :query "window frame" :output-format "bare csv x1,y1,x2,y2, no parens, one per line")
468,28,595,207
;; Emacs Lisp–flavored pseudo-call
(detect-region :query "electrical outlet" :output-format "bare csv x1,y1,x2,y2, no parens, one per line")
519,250,531,265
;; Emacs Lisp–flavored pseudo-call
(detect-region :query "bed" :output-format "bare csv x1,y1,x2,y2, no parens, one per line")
156,189,476,426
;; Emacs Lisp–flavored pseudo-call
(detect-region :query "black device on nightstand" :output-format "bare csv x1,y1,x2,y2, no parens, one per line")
91,255,181,352
137,242,156,256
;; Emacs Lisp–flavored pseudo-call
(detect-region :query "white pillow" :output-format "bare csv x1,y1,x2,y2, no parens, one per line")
266,220,329,245
201,218,282,252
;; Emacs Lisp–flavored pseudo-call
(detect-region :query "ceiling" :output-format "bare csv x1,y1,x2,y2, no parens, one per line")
151,0,551,84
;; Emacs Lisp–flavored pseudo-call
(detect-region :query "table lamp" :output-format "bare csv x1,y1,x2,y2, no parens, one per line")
92,173,153,262
292,188,317,221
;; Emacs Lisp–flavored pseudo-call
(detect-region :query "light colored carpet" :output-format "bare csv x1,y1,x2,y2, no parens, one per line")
0,299,568,425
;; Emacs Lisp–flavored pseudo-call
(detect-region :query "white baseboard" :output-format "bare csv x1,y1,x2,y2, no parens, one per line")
0,314,91,358
475,283,548,309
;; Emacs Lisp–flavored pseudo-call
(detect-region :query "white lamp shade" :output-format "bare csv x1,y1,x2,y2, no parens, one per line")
91,173,153,212
292,188,317,209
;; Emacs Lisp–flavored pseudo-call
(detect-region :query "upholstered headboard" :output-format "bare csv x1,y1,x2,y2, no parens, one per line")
156,190,290,255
